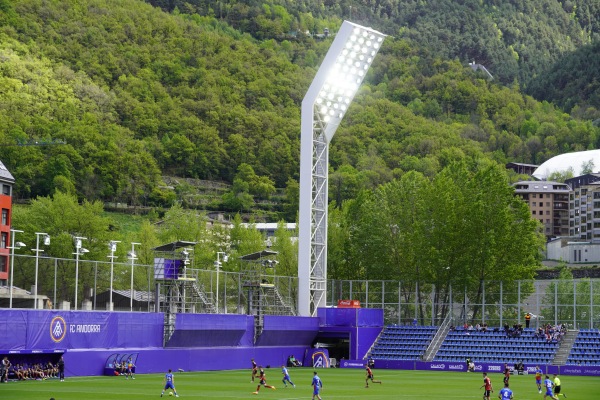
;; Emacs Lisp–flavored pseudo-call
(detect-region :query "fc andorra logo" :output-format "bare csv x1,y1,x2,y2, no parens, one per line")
50,316,67,343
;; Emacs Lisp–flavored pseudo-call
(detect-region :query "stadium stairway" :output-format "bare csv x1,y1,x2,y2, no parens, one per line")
423,316,452,361
551,329,577,365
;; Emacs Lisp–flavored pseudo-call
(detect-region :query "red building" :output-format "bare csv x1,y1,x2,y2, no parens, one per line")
0,160,15,286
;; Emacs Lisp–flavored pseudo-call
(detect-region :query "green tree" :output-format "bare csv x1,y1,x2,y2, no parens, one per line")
11,192,112,305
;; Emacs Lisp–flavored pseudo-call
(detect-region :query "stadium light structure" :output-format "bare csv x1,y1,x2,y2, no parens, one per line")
107,240,121,311
73,236,88,310
32,232,50,309
298,21,386,317
128,242,141,312
8,229,26,309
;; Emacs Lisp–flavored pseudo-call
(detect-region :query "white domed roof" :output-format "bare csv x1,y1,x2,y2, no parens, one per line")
533,149,600,180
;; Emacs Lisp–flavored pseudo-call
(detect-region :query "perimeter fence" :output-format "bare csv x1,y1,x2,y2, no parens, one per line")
2,254,599,329
328,279,600,329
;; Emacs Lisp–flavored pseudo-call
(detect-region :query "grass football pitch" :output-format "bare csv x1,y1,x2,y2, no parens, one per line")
1,368,597,399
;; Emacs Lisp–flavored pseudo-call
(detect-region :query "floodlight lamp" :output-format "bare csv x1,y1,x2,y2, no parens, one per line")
214,260,221,268
16,241,26,248
127,251,137,259
43,234,51,246
75,238,82,249
222,254,229,263
182,250,189,257
79,248,89,254
109,241,118,252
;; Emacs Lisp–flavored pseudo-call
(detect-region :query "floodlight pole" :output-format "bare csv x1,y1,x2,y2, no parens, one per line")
298,21,386,316
129,242,141,312
215,251,228,313
33,232,50,309
8,229,25,309
73,236,87,310
108,240,120,311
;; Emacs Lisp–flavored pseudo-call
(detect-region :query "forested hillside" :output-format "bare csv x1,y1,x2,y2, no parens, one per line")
0,0,599,219
148,0,600,95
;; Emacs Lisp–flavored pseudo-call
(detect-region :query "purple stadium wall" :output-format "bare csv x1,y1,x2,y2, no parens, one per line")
166,314,254,347
0,310,321,377
65,346,310,376
2,309,598,377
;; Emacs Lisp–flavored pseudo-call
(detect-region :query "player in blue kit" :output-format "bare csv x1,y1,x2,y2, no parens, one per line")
161,369,179,397
498,382,513,400
543,375,557,400
312,371,323,400
535,366,543,393
281,365,295,387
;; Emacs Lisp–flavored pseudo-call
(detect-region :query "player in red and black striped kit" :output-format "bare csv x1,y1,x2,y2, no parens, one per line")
365,365,382,388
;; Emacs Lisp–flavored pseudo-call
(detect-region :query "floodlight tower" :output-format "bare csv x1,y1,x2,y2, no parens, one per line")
298,21,386,316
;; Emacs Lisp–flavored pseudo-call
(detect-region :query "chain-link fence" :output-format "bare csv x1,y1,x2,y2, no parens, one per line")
327,279,600,329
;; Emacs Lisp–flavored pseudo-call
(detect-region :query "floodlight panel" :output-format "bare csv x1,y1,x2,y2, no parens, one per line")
303,21,386,143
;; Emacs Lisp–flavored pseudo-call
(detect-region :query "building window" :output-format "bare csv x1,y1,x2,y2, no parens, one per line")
0,232,6,249
532,210,536,215
532,202,536,206
2,185,9,196
546,202,550,207
532,194,537,198
0,256,6,273
1,209,7,225
546,211,550,215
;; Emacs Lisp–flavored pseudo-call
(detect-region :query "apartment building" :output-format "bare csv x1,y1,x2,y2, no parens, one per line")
513,180,570,239
565,174,600,241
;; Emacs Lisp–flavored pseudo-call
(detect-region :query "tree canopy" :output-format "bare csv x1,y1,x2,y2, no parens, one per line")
0,0,598,211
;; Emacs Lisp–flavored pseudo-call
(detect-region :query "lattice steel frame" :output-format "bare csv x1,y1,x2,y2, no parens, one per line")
298,21,386,316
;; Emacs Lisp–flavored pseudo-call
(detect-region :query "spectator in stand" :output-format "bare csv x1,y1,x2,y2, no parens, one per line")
535,327,544,339
482,323,488,332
